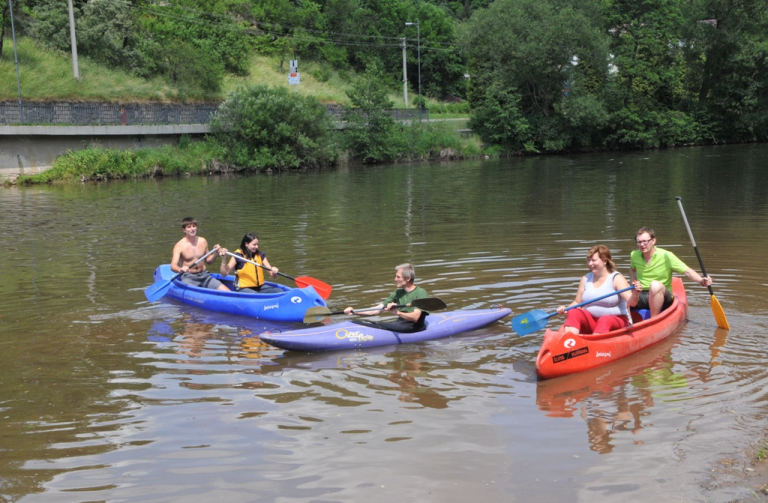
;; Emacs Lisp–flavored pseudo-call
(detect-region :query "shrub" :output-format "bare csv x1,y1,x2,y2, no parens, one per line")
210,85,338,170
343,61,402,163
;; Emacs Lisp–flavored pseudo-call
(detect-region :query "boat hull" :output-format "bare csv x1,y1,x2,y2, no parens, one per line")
152,265,327,323
535,277,688,380
259,307,512,352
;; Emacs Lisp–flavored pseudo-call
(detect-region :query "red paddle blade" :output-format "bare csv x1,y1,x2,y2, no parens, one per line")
294,276,332,299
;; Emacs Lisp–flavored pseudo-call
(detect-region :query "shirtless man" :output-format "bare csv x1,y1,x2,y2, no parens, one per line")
171,217,229,291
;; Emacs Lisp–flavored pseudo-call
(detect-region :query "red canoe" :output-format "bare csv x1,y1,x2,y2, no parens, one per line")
536,277,688,380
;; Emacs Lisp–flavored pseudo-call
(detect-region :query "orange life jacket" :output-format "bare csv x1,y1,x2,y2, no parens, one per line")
233,249,265,289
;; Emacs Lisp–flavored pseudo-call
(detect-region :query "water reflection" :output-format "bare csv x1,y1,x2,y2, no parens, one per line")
3,145,768,502
537,336,680,453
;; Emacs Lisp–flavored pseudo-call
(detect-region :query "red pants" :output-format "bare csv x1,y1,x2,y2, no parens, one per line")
564,308,629,334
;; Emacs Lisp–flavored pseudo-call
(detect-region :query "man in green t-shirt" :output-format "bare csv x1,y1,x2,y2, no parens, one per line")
629,227,713,318
344,263,429,332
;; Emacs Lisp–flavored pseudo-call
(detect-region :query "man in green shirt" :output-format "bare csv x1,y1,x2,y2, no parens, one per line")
344,263,429,332
629,227,713,318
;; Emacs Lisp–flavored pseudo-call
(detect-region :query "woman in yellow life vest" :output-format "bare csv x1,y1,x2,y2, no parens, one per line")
219,233,284,293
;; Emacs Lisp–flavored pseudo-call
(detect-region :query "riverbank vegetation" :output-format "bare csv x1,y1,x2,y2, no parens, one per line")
2,0,768,155
15,140,222,184
15,81,484,185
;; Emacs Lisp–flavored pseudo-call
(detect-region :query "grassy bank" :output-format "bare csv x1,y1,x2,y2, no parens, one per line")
0,38,180,102
1,37,468,115
15,139,222,184
13,123,489,186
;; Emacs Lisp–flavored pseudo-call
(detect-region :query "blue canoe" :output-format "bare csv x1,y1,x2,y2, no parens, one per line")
258,307,512,352
152,264,327,323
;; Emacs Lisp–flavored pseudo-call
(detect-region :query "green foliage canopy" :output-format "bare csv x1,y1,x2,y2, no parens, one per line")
210,85,338,169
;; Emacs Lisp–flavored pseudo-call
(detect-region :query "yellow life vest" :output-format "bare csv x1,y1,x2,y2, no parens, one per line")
234,249,265,289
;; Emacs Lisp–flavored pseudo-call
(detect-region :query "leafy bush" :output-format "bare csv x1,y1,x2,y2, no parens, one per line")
428,102,471,114
343,61,402,163
469,85,533,152
311,67,332,83
17,142,220,184
210,85,338,170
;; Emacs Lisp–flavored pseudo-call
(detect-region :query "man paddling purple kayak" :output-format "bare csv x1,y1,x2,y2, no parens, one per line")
343,263,429,333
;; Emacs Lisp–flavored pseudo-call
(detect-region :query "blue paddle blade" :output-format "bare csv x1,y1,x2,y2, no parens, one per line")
511,309,553,336
144,279,173,302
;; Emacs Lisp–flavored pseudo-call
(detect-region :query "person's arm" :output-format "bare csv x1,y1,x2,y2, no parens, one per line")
390,306,422,323
220,254,236,276
683,267,712,287
262,256,279,278
203,240,218,265
170,243,185,273
344,304,383,316
614,274,642,307
557,276,586,315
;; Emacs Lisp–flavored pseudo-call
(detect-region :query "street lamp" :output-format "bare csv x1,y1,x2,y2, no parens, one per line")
405,19,421,122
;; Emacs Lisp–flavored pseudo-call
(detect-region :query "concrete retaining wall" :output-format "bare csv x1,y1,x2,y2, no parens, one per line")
0,125,209,181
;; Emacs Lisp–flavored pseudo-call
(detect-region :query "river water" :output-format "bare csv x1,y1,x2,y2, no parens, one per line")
1,144,767,502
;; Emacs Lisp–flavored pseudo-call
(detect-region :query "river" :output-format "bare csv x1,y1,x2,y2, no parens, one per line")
1,144,767,502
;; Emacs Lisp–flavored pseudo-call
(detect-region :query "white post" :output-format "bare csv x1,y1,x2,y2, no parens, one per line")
67,0,79,80
401,38,408,108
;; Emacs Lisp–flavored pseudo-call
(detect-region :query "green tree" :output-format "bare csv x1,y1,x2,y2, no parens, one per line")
78,0,140,69
210,85,338,170
30,0,73,52
680,0,768,140
603,0,686,110
343,61,403,162
461,0,610,150
468,85,532,152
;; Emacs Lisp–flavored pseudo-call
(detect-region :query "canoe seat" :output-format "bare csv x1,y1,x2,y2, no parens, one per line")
630,309,651,323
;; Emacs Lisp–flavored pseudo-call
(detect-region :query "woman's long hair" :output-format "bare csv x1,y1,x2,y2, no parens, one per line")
239,233,259,260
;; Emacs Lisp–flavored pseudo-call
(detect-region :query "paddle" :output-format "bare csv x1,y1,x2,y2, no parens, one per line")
512,286,634,336
675,197,730,330
144,248,218,302
224,251,332,300
302,297,447,324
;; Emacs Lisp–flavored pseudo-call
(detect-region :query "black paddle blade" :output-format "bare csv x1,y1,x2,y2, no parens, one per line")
410,297,447,311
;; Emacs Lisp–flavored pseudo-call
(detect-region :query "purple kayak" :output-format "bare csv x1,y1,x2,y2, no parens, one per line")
258,307,512,352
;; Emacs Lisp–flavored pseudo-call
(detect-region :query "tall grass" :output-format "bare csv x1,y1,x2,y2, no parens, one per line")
0,38,185,102
0,39,458,109
16,141,222,184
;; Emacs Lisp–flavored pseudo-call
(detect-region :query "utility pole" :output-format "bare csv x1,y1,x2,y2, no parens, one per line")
401,38,408,108
67,0,80,80
405,20,421,122
7,0,23,122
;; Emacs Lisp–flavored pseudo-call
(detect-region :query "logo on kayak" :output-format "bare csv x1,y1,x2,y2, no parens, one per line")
595,352,611,358
290,296,302,304
552,346,589,364
336,329,374,342
564,338,576,349
264,304,279,310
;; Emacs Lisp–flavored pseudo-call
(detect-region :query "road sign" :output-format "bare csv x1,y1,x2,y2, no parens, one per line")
289,72,300,85
289,60,298,72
